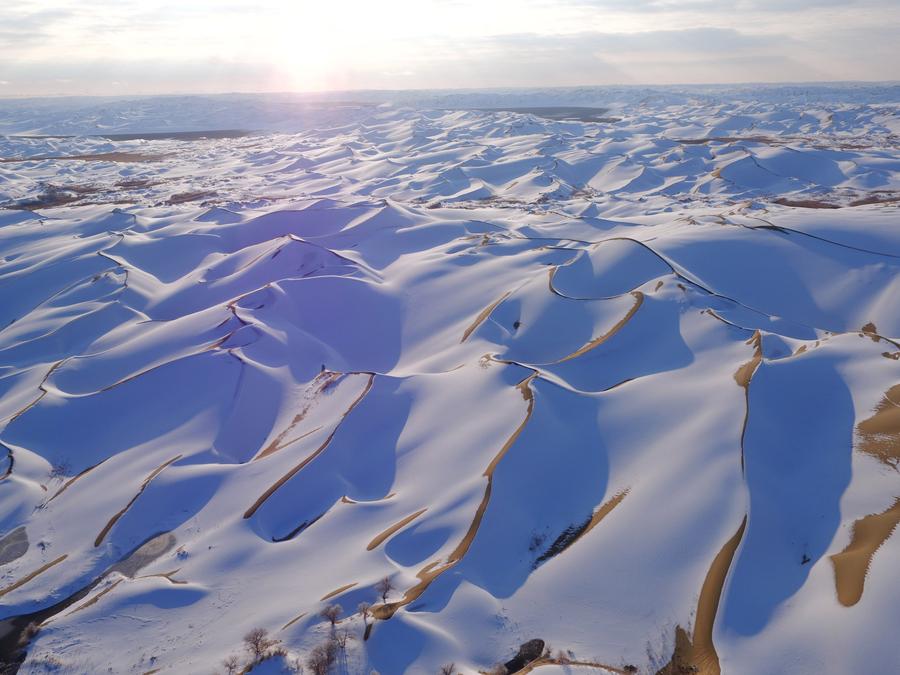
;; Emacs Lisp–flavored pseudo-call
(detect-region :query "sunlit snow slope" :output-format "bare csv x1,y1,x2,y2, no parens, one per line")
1,85,899,675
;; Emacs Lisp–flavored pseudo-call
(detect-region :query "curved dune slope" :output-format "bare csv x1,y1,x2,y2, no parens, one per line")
1,89,899,674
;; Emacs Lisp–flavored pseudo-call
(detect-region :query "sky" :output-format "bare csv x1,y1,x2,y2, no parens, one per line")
1,0,898,96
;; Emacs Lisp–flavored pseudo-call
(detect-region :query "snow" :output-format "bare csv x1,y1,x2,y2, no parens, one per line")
0,84,898,674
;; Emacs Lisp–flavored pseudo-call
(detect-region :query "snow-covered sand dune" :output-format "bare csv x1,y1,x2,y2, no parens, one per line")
0,86,899,674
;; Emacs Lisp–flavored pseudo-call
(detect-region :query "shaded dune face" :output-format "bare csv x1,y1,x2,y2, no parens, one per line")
0,94,899,674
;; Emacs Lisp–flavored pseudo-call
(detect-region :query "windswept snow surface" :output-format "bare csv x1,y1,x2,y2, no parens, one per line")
1,85,899,674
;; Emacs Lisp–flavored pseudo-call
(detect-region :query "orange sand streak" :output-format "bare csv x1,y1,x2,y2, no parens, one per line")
367,509,428,551
831,497,900,607
320,582,358,602
373,375,536,621
244,374,375,519
94,454,182,547
461,292,512,343
555,292,643,363
0,555,67,599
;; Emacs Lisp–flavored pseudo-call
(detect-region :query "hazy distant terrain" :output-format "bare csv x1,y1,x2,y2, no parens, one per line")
1,85,899,674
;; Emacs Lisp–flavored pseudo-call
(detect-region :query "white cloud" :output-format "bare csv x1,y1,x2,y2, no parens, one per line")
0,0,897,95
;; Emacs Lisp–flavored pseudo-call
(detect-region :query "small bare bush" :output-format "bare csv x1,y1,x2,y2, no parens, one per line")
375,576,394,603
243,627,278,661
17,622,40,648
306,639,338,675
439,663,456,675
221,654,241,675
320,603,342,627
334,630,352,651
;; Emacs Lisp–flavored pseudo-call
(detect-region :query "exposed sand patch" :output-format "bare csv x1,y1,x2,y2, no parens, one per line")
660,518,748,675
654,333,759,674
137,569,187,585
473,106,614,123
98,130,253,141
515,657,629,674
373,375,537,621
320,582,358,602
461,292,513,343
556,292,643,363
856,384,900,469
733,332,762,389
3,184,107,210
67,578,124,615
772,198,841,209
0,534,174,667
0,152,166,164
281,612,307,631
94,455,182,547
244,374,375,519
47,459,108,503
0,555,67,599
255,372,343,460
367,508,428,551
830,498,900,607
165,191,218,205
533,490,628,569
271,511,328,543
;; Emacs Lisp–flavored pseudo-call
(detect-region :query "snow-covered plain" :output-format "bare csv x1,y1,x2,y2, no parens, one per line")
0,85,899,674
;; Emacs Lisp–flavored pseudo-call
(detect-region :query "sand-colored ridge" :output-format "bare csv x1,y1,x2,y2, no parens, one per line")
655,334,756,675
555,292,643,363
6,360,66,425
272,512,328,543
735,332,763,473
514,656,630,674
666,517,748,675
733,332,762,389
0,152,167,164
567,488,627,544
0,555,68,599
373,375,536,621
461,291,513,343
366,508,428,551
67,578,124,615
830,497,900,607
534,489,629,569
137,568,187,585
281,612,307,631
244,374,375,519
2,90,899,673
320,582,358,602
856,384,900,469
94,454,183,547
47,459,108,503
254,372,343,461
656,626,698,675
255,425,324,461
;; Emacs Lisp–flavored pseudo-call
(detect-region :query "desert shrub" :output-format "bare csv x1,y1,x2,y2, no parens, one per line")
243,628,278,661
306,639,338,675
221,654,241,675
375,576,394,603
320,603,342,627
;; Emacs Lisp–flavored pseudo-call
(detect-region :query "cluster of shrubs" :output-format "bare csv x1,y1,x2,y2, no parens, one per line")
218,576,396,674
